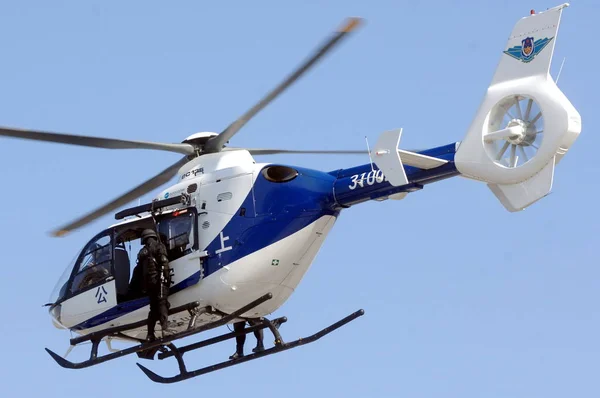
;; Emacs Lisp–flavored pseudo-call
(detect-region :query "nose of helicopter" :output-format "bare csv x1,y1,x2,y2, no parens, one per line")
48,304,67,330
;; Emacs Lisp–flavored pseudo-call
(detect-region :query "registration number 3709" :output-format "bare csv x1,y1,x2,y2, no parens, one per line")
348,169,386,190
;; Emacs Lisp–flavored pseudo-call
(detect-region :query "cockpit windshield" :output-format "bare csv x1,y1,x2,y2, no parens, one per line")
48,249,80,304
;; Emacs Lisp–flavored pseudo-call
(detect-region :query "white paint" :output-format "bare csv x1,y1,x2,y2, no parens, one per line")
59,279,117,329
182,131,219,142
215,232,232,254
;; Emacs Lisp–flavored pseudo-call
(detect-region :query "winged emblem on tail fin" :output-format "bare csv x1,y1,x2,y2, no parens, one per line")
503,36,554,63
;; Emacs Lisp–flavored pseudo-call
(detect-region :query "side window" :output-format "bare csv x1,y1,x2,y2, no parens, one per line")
158,210,197,261
70,234,113,294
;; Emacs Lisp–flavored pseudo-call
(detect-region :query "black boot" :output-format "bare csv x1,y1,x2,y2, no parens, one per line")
252,327,265,353
147,320,156,342
229,343,244,360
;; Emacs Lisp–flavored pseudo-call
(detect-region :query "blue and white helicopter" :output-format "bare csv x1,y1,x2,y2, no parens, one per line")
0,3,581,383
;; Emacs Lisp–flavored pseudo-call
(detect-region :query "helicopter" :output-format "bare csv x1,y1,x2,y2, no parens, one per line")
0,3,581,384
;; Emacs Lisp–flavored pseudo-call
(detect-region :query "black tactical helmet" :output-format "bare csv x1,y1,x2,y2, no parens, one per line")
141,229,158,243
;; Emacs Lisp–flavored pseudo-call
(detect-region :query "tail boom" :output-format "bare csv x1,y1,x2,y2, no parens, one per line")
331,143,459,207
335,4,580,212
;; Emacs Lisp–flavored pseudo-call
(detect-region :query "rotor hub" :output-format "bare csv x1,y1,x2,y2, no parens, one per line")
505,119,527,145
182,132,219,146
522,122,538,147
181,132,219,157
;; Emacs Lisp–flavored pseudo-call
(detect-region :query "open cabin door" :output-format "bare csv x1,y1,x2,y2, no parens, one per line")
112,207,202,304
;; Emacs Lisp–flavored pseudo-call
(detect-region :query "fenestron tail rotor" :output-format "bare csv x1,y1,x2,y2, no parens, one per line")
483,95,544,169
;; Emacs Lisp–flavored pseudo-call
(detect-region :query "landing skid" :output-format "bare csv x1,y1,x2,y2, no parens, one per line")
45,293,364,383
140,309,364,383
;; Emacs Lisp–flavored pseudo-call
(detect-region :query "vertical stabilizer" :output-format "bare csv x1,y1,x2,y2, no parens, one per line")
455,4,581,212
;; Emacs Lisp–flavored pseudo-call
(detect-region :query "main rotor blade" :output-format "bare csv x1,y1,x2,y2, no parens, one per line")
230,147,445,169
0,126,195,155
241,148,367,155
203,17,363,153
51,156,190,237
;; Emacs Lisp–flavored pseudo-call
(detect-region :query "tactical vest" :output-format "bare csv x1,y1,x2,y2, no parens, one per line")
137,240,170,290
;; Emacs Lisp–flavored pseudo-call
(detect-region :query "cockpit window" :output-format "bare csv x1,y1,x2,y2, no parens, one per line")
70,233,113,295
77,235,112,273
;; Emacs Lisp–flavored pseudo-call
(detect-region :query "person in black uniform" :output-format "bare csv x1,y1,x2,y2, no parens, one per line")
229,319,265,360
137,228,171,341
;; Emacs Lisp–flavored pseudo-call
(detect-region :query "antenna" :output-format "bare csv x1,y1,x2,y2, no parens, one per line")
555,57,566,84
365,136,374,172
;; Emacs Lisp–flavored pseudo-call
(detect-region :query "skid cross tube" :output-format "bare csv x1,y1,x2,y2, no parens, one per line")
45,293,273,370
137,309,365,384
157,316,288,360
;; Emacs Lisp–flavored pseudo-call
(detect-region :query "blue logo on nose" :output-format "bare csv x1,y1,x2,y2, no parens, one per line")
164,192,169,199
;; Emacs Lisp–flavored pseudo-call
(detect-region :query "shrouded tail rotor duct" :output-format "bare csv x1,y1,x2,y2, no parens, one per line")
457,80,580,187
483,95,544,169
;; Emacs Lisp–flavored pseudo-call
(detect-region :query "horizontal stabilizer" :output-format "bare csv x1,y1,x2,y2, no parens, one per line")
399,150,448,170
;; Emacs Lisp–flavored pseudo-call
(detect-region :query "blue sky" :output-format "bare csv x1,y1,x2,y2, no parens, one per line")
0,1,598,396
